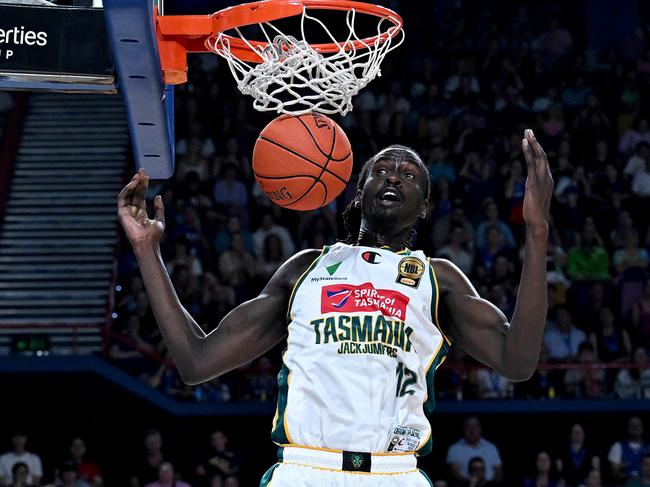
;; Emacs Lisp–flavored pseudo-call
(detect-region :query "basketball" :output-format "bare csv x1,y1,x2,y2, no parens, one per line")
252,112,353,211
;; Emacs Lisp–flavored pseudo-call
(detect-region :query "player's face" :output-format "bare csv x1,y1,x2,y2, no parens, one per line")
359,157,428,233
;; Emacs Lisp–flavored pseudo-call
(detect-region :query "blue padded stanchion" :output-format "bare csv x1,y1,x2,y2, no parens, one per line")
103,0,175,179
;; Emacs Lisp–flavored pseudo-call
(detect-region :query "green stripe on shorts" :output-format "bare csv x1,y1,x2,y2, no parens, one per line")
260,463,280,487
419,469,434,486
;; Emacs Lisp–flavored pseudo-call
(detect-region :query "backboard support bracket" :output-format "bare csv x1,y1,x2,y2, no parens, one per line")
103,0,175,179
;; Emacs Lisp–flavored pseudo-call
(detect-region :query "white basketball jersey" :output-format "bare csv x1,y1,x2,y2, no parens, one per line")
271,242,451,456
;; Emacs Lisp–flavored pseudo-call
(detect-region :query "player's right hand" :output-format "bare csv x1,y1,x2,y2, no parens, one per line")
117,169,165,249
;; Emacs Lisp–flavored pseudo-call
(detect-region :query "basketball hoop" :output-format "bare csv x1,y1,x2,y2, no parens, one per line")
206,0,403,115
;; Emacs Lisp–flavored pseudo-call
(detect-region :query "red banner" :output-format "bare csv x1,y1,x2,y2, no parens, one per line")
321,283,409,320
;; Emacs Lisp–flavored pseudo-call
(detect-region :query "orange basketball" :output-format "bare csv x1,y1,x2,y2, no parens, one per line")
252,112,353,211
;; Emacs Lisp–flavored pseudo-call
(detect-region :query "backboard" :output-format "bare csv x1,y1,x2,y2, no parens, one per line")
0,0,175,179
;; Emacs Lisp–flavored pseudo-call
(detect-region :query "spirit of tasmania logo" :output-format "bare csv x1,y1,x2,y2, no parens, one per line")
321,283,409,320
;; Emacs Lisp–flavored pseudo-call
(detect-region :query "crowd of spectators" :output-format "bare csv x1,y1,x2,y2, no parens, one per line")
0,416,648,487
0,429,245,487
111,1,650,404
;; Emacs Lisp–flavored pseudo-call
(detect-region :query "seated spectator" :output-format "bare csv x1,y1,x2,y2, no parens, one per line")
475,368,511,399
214,216,254,255
195,431,242,482
168,206,212,265
129,430,173,487
532,86,559,114
255,234,285,283
436,226,475,276
431,203,475,252
547,247,572,301
567,218,610,281
67,438,102,487
195,377,232,403
607,417,649,485
521,450,565,487
432,177,454,220
213,165,249,224
151,365,195,401
171,265,201,317
252,212,295,260
144,462,190,487
55,461,92,487
556,423,600,487
503,159,526,226
583,470,606,487
199,272,236,329
170,171,211,214
428,145,457,184
209,475,223,487
544,16,573,58
298,214,336,250
614,347,650,399
466,457,501,487
541,104,565,139
623,142,650,178
563,342,606,398
554,188,583,246
544,307,587,362
476,226,512,277
610,212,638,251
446,417,503,485
223,476,239,487
631,160,650,198
9,462,29,487
165,237,203,278
561,76,591,109
175,121,216,160
176,137,210,182
623,453,650,487
218,233,256,301
475,200,517,251
211,137,251,181
436,347,478,400
515,344,563,399
0,432,43,486
614,230,650,276
458,152,499,215
490,255,516,293
588,308,632,364
108,319,158,378
619,118,650,156
247,356,277,402
631,282,650,346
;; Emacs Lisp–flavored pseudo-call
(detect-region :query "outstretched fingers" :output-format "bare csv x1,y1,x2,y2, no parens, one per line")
522,129,551,180
117,175,140,216
131,170,149,220
154,195,165,224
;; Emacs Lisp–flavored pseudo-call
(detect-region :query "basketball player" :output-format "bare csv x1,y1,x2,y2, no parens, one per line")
118,129,553,486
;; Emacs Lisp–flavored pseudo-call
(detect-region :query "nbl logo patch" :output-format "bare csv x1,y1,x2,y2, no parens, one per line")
321,282,409,319
396,257,424,288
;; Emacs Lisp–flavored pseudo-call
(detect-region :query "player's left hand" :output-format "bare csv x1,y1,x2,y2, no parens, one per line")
522,129,553,235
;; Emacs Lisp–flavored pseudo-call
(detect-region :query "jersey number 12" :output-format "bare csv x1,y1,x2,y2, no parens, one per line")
396,362,417,397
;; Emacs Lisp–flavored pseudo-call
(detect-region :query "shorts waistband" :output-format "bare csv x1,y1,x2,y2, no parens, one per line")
278,445,417,474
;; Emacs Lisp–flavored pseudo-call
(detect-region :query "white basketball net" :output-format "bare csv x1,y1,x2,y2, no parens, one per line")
206,7,404,115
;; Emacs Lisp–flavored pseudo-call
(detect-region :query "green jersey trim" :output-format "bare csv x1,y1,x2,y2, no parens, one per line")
273,246,330,445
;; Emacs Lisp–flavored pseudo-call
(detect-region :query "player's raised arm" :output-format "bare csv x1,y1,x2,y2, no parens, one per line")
117,169,317,385
433,129,554,381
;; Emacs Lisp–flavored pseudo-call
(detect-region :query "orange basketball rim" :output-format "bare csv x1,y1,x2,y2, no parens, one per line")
155,0,404,85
